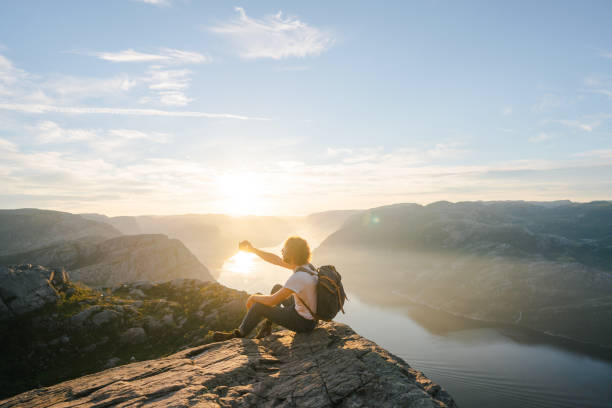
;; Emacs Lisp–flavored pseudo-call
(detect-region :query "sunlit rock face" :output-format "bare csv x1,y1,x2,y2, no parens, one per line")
69,234,214,287
1,322,457,408
315,200,612,346
0,209,121,256
0,234,214,287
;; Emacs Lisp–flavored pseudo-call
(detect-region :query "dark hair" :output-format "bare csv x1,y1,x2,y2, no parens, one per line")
283,236,311,266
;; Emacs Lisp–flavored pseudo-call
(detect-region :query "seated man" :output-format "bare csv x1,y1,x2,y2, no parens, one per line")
212,236,318,341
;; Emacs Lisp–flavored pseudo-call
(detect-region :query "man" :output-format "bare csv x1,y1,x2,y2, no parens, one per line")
212,236,318,341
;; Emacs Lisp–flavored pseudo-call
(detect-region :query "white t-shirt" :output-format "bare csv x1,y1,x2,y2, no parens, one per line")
283,263,318,320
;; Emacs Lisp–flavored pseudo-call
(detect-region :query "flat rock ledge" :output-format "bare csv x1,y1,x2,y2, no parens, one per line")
0,322,457,408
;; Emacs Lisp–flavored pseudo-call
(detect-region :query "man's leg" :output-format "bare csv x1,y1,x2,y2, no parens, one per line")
255,283,293,338
213,284,299,341
272,284,294,309
239,300,307,336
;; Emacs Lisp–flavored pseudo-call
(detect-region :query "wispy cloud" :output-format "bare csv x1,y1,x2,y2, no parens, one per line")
529,132,553,143
0,54,30,95
501,106,513,116
583,75,612,98
426,142,468,159
573,149,612,159
84,48,209,64
0,137,18,152
0,52,266,118
0,102,270,120
553,119,598,132
274,65,311,72
141,67,194,106
325,143,468,165
34,121,96,143
131,0,173,7
595,48,612,59
531,93,563,113
31,121,170,145
108,129,170,143
74,48,209,106
44,74,137,97
210,7,335,60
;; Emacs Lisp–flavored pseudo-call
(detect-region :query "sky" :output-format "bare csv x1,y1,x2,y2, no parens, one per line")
1,0,612,216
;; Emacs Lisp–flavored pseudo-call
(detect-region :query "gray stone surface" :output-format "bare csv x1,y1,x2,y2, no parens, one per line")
0,265,61,320
0,298,12,321
128,288,145,299
104,357,121,369
0,322,457,407
69,306,103,327
119,327,147,345
92,309,121,327
161,313,175,326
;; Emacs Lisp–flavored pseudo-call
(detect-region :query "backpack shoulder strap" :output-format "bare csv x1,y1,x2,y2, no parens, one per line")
295,293,320,322
296,263,317,276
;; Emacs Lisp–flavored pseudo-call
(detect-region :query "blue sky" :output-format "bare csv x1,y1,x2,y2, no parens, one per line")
1,0,611,216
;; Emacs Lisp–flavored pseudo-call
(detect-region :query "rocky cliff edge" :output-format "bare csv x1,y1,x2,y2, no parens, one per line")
0,322,457,408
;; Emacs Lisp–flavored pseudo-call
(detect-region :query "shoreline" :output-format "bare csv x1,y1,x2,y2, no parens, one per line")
382,290,612,358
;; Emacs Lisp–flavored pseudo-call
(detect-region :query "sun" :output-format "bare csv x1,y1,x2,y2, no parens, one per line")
215,172,267,215
224,250,256,275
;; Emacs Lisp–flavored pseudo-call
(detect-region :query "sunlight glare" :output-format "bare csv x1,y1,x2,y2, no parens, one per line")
224,251,256,275
216,173,266,215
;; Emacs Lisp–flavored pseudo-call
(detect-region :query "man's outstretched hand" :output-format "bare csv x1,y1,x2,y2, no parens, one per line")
239,240,254,252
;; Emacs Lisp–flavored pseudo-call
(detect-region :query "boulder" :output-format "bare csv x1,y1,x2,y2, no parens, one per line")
119,327,147,345
128,288,145,299
130,281,154,291
1,322,457,407
104,357,121,369
0,265,61,320
142,316,163,332
69,306,103,327
161,313,175,326
91,309,120,327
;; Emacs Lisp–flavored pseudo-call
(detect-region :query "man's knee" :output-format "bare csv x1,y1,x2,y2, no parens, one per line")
270,283,283,294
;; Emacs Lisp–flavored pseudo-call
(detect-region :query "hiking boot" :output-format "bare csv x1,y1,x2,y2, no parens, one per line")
255,320,272,339
212,329,242,342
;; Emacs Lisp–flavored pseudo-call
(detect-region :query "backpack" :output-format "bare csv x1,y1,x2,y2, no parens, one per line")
296,264,347,322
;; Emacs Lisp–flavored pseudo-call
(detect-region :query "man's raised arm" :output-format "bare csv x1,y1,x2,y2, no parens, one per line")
239,240,294,270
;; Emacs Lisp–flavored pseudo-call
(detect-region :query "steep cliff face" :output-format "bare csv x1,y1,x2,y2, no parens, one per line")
69,234,214,287
0,322,457,408
0,209,121,256
315,201,612,346
0,234,214,287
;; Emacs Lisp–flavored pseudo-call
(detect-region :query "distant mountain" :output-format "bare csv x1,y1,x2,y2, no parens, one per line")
0,234,214,287
279,209,362,248
314,200,612,346
81,210,362,272
0,209,121,256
